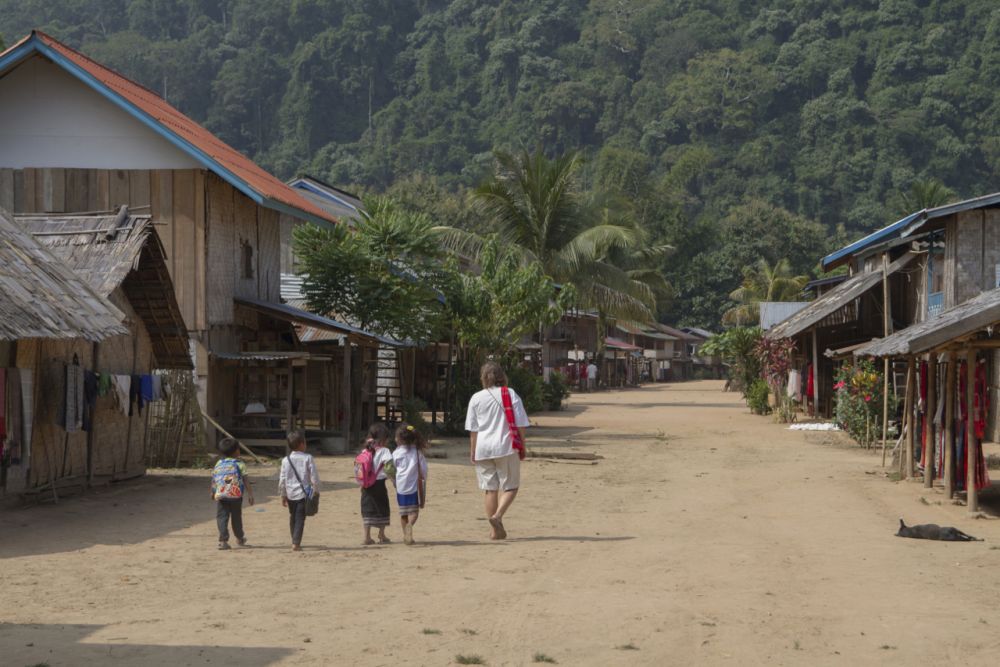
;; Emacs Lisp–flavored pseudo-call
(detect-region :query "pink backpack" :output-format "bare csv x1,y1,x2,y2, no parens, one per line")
354,444,382,488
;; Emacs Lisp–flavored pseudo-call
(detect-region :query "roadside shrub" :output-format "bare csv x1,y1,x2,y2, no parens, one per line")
746,378,771,415
542,371,570,411
834,359,896,448
507,365,544,413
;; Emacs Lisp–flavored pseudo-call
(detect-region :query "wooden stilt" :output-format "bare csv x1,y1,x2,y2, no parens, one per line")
943,354,955,499
811,329,820,416
342,341,352,443
924,353,936,488
881,252,892,465
902,356,916,479
966,348,978,513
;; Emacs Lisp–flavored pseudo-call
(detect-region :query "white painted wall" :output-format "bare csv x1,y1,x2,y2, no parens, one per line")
0,55,200,169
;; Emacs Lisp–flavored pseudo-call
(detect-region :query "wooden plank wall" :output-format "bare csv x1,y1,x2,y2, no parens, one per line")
954,210,985,305
0,167,152,215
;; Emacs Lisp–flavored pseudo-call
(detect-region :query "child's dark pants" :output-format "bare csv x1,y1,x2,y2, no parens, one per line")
216,498,244,542
287,498,307,546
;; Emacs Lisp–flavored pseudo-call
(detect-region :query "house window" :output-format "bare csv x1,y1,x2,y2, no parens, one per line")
241,240,254,280
927,243,944,317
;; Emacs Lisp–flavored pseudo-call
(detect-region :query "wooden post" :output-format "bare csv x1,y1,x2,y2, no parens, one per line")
943,353,956,499
924,353,936,488
285,359,294,434
300,359,308,429
342,341,352,441
811,329,820,416
902,356,916,479
966,348,978,513
881,252,892,465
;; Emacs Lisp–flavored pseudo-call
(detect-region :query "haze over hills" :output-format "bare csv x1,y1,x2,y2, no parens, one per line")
3,0,998,326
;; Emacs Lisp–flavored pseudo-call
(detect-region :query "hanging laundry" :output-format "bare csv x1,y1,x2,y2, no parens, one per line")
6,368,22,465
82,371,98,433
129,374,144,416
151,375,163,402
787,369,801,400
20,369,33,469
97,372,111,398
63,363,85,432
140,375,154,403
110,375,130,416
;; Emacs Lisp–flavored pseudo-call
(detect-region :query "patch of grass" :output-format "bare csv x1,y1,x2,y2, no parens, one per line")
793,640,802,650
615,643,639,651
533,653,557,663
422,628,442,635
879,645,897,650
460,628,478,635
887,471,902,482
455,655,485,665
919,496,930,505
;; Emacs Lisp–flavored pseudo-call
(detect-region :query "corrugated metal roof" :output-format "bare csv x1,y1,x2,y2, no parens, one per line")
288,176,363,224
605,337,642,351
821,211,921,270
899,191,1000,238
0,31,338,228
759,302,810,330
235,296,403,347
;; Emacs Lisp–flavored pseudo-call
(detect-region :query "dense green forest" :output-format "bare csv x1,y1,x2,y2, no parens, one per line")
3,1,1000,326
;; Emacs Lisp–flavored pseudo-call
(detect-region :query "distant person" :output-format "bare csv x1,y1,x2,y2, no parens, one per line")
587,361,599,391
466,361,529,540
279,430,320,552
211,437,254,550
392,423,429,545
356,422,394,545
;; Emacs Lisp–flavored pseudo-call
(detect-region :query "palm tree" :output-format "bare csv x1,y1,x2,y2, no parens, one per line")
723,258,808,326
891,179,955,215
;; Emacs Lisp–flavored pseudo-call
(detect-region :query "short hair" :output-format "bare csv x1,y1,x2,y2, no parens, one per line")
480,361,507,389
217,437,239,456
286,429,306,451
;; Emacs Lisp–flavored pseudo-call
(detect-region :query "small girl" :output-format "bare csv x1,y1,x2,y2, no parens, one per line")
391,423,428,545
360,423,394,545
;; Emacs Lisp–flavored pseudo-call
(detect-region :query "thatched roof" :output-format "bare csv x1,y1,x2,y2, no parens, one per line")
855,288,1000,358
17,207,192,368
0,207,127,341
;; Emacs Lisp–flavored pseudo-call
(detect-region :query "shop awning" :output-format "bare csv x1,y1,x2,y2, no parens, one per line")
605,336,642,351
234,297,404,347
855,288,1000,357
767,252,916,340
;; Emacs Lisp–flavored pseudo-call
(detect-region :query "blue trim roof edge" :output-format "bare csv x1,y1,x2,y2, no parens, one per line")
0,37,334,228
821,211,921,270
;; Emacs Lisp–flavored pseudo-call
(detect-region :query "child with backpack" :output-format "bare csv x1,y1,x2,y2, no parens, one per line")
391,423,428,545
356,423,394,545
211,438,254,550
279,430,320,552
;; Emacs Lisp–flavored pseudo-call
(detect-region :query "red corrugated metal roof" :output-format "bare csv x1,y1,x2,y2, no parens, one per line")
0,31,338,226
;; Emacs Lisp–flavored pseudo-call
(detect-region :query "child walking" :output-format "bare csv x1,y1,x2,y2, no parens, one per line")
211,438,254,550
279,430,320,551
391,423,428,545
358,423,394,545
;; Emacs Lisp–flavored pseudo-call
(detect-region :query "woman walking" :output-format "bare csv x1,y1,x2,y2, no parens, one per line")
465,361,529,540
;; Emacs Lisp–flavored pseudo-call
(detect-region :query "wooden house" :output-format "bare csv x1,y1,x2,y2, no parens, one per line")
1,207,189,495
0,32,344,448
614,323,678,382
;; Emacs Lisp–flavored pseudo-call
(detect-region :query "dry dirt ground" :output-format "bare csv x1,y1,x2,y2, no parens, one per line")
3,380,1000,666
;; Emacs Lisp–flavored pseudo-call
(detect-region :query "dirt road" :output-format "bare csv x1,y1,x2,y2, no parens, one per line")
2,381,999,666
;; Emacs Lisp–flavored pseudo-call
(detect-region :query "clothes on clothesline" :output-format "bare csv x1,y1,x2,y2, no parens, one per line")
787,369,801,400
97,372,111,398
111,374,130,416
82,371,98,433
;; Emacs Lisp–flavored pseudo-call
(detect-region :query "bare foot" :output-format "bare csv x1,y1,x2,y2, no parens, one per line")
488,516,507,540
378,535,392,544
291,545,302,552
403,523,414,545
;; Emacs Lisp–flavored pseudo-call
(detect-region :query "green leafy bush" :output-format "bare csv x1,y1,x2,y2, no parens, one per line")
542,371,570,411
746,378,771,415
401,397,430,433
507,365,544,413
834,360,896,448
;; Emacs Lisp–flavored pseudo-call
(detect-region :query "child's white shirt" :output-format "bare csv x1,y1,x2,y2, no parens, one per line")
392,445,427,495
373,446,392,481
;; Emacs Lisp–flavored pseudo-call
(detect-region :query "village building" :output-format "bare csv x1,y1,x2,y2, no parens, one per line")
0,31,362,452
0,206,189,496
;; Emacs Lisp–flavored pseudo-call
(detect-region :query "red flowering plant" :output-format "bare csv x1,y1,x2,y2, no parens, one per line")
833,359,896,448
754,336,797,422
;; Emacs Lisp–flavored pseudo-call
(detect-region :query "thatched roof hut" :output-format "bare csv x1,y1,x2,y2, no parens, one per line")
0,207,126,341
17,206,191,368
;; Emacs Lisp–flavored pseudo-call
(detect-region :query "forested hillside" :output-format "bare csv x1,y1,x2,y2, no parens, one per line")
4,1,1000,326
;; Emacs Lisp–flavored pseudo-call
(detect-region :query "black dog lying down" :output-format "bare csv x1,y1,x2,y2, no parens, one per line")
896,519,982,541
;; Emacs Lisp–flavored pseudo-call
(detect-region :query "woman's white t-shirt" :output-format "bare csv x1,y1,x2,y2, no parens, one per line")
465,386,530,461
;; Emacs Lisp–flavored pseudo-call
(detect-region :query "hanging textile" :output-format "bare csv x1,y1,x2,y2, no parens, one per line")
918,361,928,469
129,374,144,416
111,375,130,416
150,375,163,402
63,363,84,432
97,372,112,398
805,364,814,404
140,375,154,403
20,369,33,470
955,360,991,492
82,371,98,433
787,369,801,400
6,368,22,465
